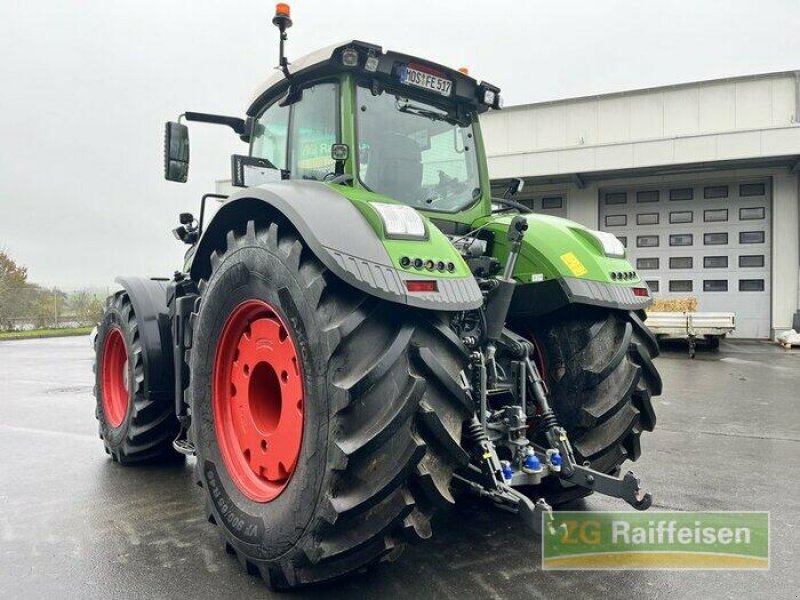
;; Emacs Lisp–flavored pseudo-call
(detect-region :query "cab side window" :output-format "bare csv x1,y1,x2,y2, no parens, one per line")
251,98,290,170
289,83,338,181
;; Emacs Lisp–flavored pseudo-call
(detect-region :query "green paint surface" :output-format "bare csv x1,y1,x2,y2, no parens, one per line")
330,184,471,278
476,213,641,286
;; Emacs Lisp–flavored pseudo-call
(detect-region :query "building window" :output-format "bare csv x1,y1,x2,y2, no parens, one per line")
605,214,627,227
670,211,693,224
703,280,728,292
704,256,728,268
604,192,627,205
617,236,627,248
541,196,563,209
739,207,765,220
637,235,660,248
637,213,659,225
704,185,729,199
739,255,765,268
669,188,694,201
739,279,765,292
739,183,766,197
636,190,660,203
637,258,660,270
739,231,765,244
704,232,728,245
669,257,693,269
704,209,728,222
669,280,693,292
669,233,693,247
646,280,660,292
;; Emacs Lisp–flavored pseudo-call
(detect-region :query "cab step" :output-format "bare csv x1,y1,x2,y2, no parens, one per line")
173,438,196,456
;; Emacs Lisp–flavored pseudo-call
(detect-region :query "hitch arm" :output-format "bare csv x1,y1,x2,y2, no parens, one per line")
523,353,653,510
453,471,555,535
563,466,652,510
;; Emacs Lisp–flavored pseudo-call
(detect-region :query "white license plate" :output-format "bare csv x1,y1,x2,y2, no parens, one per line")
400,66,452,97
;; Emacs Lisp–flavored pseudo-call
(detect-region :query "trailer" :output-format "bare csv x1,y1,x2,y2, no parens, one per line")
646,311,735,358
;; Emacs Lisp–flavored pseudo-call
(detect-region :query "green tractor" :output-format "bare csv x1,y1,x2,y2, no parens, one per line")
94,4,661,589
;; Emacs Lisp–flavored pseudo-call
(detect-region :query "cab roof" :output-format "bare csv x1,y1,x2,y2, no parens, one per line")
246,40,501,117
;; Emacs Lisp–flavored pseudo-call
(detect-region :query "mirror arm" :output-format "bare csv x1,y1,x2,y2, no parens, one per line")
491,197,532,214
184,112,246,135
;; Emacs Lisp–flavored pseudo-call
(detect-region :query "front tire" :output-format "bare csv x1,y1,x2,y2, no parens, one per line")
189,219,472,588
94,291,182,464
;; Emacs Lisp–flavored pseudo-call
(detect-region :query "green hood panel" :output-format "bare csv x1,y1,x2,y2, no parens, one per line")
477,213,641,287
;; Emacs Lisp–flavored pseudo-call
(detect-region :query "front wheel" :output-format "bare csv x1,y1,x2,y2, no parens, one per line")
93,291,182,464
513,305,662,505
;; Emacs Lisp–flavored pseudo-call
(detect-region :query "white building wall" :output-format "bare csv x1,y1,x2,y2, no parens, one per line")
772,171,800,334
482,72,800,179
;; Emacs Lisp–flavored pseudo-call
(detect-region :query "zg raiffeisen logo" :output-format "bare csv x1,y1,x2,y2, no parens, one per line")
542,512,769,570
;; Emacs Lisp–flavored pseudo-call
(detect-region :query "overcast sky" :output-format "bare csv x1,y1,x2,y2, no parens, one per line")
1,0,798,289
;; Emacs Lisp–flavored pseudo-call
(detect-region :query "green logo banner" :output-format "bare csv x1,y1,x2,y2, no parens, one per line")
542,511,769,570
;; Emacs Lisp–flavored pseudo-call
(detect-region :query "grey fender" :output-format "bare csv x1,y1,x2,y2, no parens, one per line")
114,277,174,403
189,181,482,311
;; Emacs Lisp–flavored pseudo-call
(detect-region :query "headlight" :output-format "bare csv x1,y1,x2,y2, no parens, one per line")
587,230,626,258
371,202,427,239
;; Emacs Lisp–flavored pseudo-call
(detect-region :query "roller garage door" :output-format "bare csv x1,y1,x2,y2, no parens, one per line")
523,193,568,218
599,180,771,338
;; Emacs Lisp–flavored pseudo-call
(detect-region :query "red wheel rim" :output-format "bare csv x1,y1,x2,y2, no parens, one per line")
212,299,304,503
101,327,129,428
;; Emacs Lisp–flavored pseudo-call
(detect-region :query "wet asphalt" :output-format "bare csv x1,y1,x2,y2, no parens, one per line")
1,335,798,599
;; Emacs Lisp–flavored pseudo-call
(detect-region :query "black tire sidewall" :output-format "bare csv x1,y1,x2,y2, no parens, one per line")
191,244,331,561
95,302,135,447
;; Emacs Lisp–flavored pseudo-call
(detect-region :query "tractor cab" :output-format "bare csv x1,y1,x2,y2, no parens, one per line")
244,38,500,222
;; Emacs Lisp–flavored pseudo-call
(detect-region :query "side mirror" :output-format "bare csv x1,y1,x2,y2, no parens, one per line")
164,122,189,182
504,177,524,199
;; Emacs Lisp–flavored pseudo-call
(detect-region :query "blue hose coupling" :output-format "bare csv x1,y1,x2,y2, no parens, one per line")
549,450,562,471
523,453,542,472
501,460,513,481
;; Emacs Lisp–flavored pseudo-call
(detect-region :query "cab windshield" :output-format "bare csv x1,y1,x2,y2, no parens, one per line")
356,85,482,212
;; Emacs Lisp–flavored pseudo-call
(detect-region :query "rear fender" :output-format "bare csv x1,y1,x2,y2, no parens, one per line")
113,277,174,403
189,181,483,311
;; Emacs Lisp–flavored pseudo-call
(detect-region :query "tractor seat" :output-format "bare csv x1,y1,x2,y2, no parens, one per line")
364,133,422,204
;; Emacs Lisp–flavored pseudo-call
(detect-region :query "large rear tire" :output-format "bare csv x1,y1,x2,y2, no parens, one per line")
189,219,472,589
513,305,661,505
94,291,182,464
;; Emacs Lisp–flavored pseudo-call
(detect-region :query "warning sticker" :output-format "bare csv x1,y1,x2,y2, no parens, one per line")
560,252,588,277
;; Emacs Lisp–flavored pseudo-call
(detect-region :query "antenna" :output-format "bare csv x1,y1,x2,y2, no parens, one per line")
272,3,292,79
